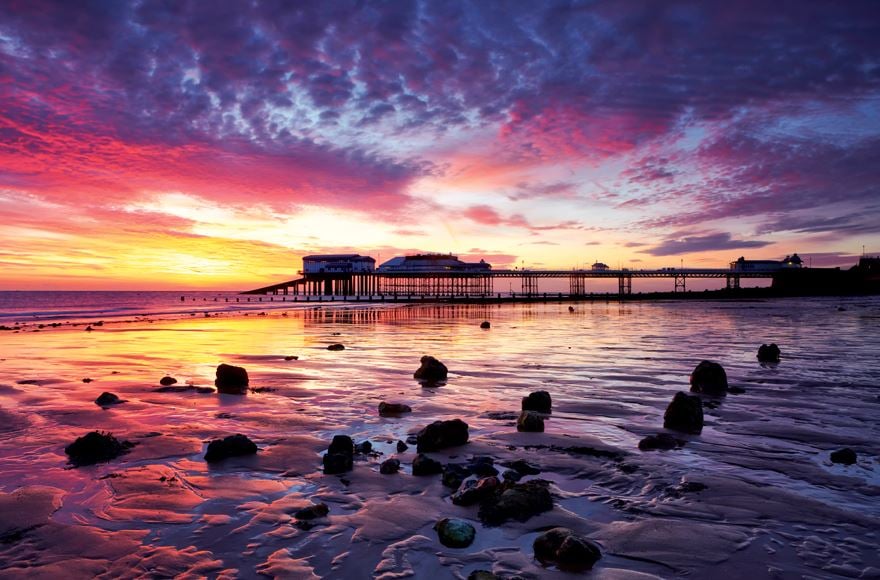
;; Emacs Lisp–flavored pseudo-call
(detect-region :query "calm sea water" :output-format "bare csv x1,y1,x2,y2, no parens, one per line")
0,295,877,578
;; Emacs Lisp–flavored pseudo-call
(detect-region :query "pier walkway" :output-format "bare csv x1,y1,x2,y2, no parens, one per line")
242,268,772,297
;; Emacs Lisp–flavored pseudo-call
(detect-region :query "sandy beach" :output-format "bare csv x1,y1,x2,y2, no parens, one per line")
0,297,878,579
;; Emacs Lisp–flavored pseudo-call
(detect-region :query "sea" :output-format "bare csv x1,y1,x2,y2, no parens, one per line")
0,292,878,578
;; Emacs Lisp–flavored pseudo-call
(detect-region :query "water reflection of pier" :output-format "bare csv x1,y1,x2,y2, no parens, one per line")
244,269,771,298
300,303,496,326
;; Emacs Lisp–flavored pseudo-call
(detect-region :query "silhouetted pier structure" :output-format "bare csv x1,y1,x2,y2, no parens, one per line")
242,268,770,298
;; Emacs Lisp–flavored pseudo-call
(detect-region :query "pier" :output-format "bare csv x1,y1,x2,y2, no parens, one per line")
242,268,769,298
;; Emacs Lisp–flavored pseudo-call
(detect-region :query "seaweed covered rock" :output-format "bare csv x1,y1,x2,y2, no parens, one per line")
517,410,545,432
757,343,781,363
323,435,355,474
689,360,728,396
378,402,412,416
65,431,133,466
534,527,601,571
434,517,476,548
663,392,704,434
204,434,258,462
522,390,552,413
94,392,122,406
214,363,249,394
478,479,553,526
416,419,469,452
414,355,448,381
452,476,500,506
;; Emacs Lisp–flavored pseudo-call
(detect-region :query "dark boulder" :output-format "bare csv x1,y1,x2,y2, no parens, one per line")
204,434,258,462
480,321,491,329
663,392,704,434
517,410,545,432
355,440,372,454
378,402,412,416
323,435,355,474
412,453,443,476
82,378,93,383
294,502,329,520
379,458,400,474
830,448,857,465
534,527,601,572
434,517,476,548
159,376,177,386
757,343,781,363
214,363,249,394
689,360,728,396
452,476,500,506
95,392,122,406
414,355,448,381
638,433,682,451
396,440,408,453
65,431,133,466
522,390,552,413
416,419,469,452
468,456,498,477
327,343,345,351
478,479,553,526
328,435,355,456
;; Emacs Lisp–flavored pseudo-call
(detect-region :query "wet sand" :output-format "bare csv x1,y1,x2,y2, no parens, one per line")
0,298,878,578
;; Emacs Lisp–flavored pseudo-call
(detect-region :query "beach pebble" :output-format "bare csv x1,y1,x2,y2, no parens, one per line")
757,343,781,363
416,419,469,451
396,440,408,453
690,360,728,396
830,448,857,465
413,355,448,381
412,453,443,476
378,402,412,416
294,502,329,520
327,343,345,351
159,376,177,386
663,392,704,434
65,431,133,466
517,410,545,432
480,321,491,329
522,390,552,413
379,458,400,474
434,517,476,548
204,434,258,462
214,363,249,394
94,392,122,406
638,433,682,451
534,527,601,571
478,479,553,526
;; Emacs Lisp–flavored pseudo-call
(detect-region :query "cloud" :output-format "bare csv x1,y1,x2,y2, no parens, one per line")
644,232,773,256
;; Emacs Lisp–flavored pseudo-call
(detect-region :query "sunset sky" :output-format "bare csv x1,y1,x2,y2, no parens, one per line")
1,1,879,290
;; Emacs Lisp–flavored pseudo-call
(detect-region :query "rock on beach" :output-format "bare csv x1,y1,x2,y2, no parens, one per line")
517,410,545,432
663,392,704,434
412,453,443,476
413,355,448,381
434,517,476,548
378,402,412,416
204,434,258,462
522,390,552,413
757,343,781,363
534,527,602,571
214,363,249,394
95,392,123,406
323,435,355,474
477,479,553,526
416,419,469,452
159,376,177,386
65,431,133,466
689,360,728,396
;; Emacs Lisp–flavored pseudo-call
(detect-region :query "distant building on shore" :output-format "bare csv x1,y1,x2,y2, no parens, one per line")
302,254,376,274
377,253,491,273
730,254,804,272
